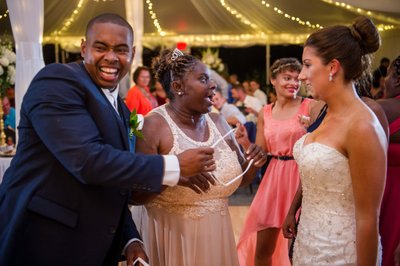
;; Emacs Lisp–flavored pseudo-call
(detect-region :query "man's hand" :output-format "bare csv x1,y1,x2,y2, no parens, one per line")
177,147,216,193
125,241,148,266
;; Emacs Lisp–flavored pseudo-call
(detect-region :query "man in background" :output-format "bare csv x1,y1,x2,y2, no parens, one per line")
2,96,15,144
212,88,246,127
371,57,390,99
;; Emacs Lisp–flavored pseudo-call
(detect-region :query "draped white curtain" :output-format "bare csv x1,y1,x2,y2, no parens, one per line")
126,0,143,77
6,0,45,143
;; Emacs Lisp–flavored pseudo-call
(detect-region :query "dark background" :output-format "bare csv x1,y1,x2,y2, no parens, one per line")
43,44,303,87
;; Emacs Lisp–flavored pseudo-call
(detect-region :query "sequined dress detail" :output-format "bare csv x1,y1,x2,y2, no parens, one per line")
293,134,381,265
140,105,242,266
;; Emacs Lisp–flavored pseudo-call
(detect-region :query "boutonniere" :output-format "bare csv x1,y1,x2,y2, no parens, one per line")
129,109,144,139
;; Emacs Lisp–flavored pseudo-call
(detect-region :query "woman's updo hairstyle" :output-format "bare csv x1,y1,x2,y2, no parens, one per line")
152,49,199,101
270,57,302,80
304,16,380,82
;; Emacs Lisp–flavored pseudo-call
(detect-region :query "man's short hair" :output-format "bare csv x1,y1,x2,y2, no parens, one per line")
231,83,245,92
85,13,134,41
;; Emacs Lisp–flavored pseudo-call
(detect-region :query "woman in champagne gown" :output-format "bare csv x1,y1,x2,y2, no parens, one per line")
132,49,268,266
292,16,387,265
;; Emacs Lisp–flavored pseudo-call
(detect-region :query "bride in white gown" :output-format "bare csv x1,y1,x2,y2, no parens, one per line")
291,16,387,265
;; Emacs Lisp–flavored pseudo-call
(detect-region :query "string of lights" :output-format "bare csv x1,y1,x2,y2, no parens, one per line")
219,0,260,31
51,0,88,36
0,6,8,21
320,0,398,31
145,0,165,36
260,0,323,29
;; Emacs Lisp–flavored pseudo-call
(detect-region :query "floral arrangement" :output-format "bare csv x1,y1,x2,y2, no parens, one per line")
0,40,16,95
201,48,224,73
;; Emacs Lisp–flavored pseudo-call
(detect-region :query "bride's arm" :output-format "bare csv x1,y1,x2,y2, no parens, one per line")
347,119,387,265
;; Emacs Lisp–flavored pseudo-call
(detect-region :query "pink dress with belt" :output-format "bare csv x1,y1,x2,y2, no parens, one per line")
380,95,400,266
237,98,311,266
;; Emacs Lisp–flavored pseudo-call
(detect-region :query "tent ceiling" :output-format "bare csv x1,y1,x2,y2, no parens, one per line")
1,0,399,50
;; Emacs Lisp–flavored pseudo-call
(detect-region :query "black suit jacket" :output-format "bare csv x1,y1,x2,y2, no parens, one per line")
0,62,164,265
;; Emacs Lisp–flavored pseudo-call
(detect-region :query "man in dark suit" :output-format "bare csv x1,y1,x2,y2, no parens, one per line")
0,13,215,265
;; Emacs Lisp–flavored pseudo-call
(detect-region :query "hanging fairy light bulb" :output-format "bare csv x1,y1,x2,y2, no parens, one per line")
320,0,399,31
260,1,323,29
145,0,166,36
219,0,260,31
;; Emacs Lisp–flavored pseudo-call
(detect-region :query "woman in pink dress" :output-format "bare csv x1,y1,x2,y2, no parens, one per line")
378,55,400,266
236,58,323,266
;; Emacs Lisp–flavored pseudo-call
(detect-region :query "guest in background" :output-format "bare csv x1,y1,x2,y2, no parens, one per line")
2,96,15,144
236,58,323,266
229,74,241,86
377,55,400,266
125,66,158,115
242,80,253,96
250,79,267,105
231,83,263,123
6,87,15,107
371,57,390,99
212,87,246,127
152,80,169,106
228,73,241,103
267,87,277,104
132,48,267,266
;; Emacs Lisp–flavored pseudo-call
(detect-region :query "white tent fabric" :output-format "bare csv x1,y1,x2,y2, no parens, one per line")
6,0,45,141
1,0,399,145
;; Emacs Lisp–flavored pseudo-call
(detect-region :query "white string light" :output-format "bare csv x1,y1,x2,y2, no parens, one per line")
43,32,310,52
320,0,398,31
145,0,166,36
260,1,323,29
51,0,88,36
0,7,8,21
219,0,260,31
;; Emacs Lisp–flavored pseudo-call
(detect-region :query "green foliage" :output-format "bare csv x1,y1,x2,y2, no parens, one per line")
129,109,144,139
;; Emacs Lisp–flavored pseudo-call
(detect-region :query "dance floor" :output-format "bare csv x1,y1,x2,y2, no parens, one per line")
229,205,250,243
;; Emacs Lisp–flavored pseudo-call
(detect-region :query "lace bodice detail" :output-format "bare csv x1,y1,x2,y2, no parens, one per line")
293,134,357,264
146,105,243,218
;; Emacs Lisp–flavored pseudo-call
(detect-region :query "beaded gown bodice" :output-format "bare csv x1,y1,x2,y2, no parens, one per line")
146,105,243,218
293,133,357,264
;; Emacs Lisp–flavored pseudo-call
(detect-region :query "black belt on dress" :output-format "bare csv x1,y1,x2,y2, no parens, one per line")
271,155,294,161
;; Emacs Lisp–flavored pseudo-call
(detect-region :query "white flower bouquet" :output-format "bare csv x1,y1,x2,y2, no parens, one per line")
0,42,16,94
201,48,224,73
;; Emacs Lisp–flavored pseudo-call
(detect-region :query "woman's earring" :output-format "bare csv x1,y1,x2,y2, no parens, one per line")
177,91,184,96
329,73,333,82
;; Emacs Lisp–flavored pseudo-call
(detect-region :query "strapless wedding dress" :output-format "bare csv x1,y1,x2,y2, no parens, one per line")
292,134,381,265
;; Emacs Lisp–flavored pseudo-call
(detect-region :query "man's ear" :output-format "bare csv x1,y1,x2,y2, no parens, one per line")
130,46,136,63
80,38,86,59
